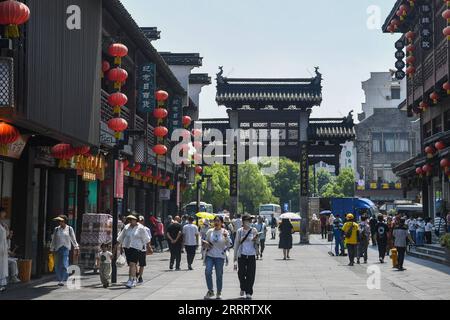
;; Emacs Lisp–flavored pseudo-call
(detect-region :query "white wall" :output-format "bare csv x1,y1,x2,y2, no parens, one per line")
361,72,406,120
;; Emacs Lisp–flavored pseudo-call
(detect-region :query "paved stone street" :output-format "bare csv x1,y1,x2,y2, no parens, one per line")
1,234,450,300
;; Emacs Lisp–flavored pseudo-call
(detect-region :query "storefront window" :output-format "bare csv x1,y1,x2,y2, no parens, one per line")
0,160,14,226
85,181,98,213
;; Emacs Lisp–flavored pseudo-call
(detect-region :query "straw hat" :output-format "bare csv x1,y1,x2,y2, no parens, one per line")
126,214,138,220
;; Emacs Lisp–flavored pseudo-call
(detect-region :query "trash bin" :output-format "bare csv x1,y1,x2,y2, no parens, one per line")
18,259,32,283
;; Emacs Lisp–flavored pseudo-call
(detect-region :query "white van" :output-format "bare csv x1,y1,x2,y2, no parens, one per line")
259,204,281,223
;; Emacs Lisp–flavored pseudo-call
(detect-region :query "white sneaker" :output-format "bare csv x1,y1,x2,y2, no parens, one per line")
240,290,245,297
132,279,137,287
204,290,214,300
216,292,222,299
125,279,133,288
246,294,252,300
10,277,21,283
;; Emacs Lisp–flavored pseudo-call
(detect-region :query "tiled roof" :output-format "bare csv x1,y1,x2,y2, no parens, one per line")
215,68,323,108
315,126,356,139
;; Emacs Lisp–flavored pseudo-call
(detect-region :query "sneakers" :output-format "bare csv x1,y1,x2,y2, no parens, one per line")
216,291,222,300
188,266,193,270
132,279,137,287
125,279,133,288
356,259,360,264
58,282,64,286
10,276,21,284
204,290,215,300
348,262,354,266
138,276,143,284
246,294,253,300
240,290,245,297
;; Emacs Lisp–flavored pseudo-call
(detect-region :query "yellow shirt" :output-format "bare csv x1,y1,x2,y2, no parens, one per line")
342,222,359,244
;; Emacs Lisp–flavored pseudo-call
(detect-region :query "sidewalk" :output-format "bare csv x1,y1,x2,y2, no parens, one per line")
1,234,450,300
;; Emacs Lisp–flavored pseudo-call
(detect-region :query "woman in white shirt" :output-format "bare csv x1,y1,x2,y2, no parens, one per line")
233,214,259,300
424,217,433,244
202,216,231,300
50,215,79,286
415,217,425,246
117,214,151,289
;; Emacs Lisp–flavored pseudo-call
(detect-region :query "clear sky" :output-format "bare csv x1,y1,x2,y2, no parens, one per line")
121,0,398,119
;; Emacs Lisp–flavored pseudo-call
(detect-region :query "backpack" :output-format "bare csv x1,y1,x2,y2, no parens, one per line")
345,223,354,239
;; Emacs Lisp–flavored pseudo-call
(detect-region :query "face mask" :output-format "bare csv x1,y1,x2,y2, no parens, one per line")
243,221,250,227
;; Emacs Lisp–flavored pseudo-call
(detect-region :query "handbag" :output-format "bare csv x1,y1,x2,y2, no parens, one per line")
48,253,54,272
116,253,126,267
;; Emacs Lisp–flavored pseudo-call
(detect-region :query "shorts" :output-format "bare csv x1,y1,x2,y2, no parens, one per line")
138,250,147,267
124,247,140,264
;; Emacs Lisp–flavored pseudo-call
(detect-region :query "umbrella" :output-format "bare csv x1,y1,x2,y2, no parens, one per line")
279,212,301,220
320,210,332,215
195,212,215,220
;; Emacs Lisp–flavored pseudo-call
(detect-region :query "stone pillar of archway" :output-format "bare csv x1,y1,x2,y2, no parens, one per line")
299,109,311,244
228,109,239,218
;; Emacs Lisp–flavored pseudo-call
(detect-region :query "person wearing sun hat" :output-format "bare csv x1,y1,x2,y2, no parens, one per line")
341,213,359,266
117,213,151,288
50,215,79,286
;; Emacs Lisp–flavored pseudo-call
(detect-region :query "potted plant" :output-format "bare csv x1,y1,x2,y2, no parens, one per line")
439,233,450,263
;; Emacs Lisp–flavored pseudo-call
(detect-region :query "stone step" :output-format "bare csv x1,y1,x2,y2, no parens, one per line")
407,250,450,266
413,246,447,258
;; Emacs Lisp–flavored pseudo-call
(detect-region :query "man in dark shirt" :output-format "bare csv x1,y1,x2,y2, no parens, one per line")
166,216,183,270
320,214,328,239
369,216,378,246
375,214,389,263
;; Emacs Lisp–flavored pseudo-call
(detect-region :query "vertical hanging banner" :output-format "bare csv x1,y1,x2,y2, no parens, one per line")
394,39,406,80
300,142,309,196
137,63,156,113
419,2,432,51
168,95,183,135
114,160,124,199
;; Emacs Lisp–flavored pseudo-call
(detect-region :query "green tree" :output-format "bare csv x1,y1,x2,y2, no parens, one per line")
336,168,355,197
182,164,230,211
239,162,277,214
267,158,300,212
317,168,333,195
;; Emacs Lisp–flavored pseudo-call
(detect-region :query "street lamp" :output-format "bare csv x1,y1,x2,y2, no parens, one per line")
196,174,212,213
111,129,144,284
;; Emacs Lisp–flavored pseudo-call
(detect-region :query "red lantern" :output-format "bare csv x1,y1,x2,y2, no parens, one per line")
419,101,429,111
0,122,19,155
441,158,450,168
443,82,450,95
422,164,432,176
406,66,416,78
51,143,75,160
443,26,450,40
155,90,169,102
131,163,141,173
430,92,439,104
425,146,435,158
193,141,203,149
182,116,192,128
0,0,30,38
409,0,415,7
108,92,128,114
406,56,415,65
192,129,202,138
102,61,111,77
193,153,202,163
436,141,446,150
443,9,450,22
154,126,168,138
153,144,168,156
406,44,415,53
195,166,203,174
405,31,415,43
108,118,128,139
123,159,129,171
153,108,168,119
181,129,191,139
416,167,423,176
108,67,128,89
74,146,90,156
390,19,400,29
108,43,128,65
145,168,152,177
